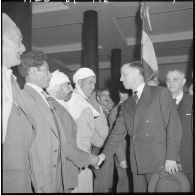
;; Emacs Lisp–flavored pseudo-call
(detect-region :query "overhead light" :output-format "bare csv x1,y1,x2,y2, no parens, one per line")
32,2,70,14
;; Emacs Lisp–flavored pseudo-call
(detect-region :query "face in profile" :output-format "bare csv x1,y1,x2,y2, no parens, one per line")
120,64,139,90
57,82,73,102
34,61,51,89
3,26,25,68
79,76,96,98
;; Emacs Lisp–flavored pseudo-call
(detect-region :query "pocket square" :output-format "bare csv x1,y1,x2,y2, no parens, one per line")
185,113,191,116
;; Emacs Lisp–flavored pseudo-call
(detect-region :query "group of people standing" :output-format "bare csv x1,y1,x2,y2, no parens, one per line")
2,12,193,193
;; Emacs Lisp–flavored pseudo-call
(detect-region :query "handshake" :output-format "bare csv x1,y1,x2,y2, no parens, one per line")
89,153,106,169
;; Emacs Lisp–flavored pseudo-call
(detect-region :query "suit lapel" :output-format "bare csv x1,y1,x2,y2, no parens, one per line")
133,85,152,131
24,85,59,140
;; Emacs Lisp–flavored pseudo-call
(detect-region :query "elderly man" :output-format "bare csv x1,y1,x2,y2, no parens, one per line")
2,13,36,193
46,70,101,192
66,67,104,192
166,69,193,191
99,61,182,192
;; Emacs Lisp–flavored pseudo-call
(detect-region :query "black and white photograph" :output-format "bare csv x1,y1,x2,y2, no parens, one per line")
1,1,193,193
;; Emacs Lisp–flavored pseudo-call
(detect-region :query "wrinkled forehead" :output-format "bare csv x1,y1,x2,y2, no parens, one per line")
166,71,185,79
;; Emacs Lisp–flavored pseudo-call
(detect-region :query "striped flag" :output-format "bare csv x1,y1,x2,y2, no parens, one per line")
140,2,158,82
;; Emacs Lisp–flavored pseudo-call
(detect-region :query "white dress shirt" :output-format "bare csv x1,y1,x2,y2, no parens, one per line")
173,92,183,105
3,65,13,143
133,82,145,101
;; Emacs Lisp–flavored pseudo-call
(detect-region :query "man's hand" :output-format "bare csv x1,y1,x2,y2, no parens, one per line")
89,153,100,168
120,160,127,169
165,160,178,175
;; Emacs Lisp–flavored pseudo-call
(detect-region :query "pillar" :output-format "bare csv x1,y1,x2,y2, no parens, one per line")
110,49,122,103
82,10,99,87
2,2,32,89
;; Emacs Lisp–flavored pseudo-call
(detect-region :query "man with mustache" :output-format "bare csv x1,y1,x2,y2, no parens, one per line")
46,70,101,192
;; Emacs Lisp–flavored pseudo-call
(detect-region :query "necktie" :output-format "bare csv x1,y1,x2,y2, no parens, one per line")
133,90,138,104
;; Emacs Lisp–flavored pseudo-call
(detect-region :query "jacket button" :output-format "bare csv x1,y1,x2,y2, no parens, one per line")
146,120,149,123
54,149,57,153
54,164,56,168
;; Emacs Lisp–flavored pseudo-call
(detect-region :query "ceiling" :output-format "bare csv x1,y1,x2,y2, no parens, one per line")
31,1,193,73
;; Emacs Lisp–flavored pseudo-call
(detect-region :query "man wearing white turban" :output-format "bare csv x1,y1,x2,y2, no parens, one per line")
2,13,36,193
46,70,101,192
66,67,105,192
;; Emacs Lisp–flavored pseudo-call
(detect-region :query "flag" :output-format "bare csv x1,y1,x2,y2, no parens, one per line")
140,2,158,82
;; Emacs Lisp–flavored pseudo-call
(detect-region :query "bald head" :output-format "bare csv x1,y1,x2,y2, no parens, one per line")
3,13,21,41
3,13,25,68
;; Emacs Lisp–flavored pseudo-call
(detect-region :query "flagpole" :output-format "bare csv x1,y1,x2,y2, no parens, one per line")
140,2,144,65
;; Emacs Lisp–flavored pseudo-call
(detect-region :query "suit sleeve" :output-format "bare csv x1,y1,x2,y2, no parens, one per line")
159,87,182,162
53,104,90,169
102,105,127,157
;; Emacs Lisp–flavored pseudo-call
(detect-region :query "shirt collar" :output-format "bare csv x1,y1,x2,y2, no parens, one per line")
26,82,43,94
173,92,183,105
133,82,145,100
26,82,50,106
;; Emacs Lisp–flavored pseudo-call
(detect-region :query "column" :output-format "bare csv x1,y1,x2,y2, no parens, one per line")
82,10,99,87
110,49,122,103
2,2,32,89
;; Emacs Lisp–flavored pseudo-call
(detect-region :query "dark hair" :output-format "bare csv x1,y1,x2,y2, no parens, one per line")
18,50,47,77
96,88,110,98
121,61,144,76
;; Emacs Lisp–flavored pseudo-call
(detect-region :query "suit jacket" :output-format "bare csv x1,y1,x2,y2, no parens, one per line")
102,85,182,174
3,77,35,193
48,99,91,191
23,85,62,193
177,93,193,173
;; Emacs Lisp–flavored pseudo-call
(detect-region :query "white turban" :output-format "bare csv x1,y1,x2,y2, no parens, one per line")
72,67,96,99
47,70,70,98
73,67,96,84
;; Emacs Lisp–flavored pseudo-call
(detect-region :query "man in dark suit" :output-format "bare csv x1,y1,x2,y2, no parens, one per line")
98,61,182,192
2,13,36,193
166,69,193,191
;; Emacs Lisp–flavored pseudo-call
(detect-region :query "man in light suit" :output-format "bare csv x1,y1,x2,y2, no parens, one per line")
166,69,193,191
99,61,182,192
2,13,36,193
46,70,101,192
18,50,64,192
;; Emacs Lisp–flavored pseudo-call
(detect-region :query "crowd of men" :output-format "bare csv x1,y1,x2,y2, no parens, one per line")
2,13,193,193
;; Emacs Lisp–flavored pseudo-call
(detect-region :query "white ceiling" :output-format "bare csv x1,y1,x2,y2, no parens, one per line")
32,1,193,72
